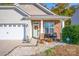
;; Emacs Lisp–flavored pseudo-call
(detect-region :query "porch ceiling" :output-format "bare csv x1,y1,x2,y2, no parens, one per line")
30,15,71,20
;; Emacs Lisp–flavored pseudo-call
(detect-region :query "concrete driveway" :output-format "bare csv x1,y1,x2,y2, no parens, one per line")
0,39,37,56
0,40,22,56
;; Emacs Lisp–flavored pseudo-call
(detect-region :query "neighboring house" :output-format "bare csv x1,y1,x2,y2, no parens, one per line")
72,9,79,25
0,3,71,42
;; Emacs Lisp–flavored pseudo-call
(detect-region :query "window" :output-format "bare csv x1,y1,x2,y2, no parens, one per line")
44,22,54,34
9,24,12,27
4,24,7,27
18,24,21,27
0,25,3,27
13,24,16,27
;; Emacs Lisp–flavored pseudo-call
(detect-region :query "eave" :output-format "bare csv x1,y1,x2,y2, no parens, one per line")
29,15,71,20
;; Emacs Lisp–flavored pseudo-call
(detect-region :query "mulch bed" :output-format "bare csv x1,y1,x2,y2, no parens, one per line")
37,44,79,56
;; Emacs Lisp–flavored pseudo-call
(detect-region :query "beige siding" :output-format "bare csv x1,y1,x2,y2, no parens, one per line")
21,20,32,39
0,9,23,22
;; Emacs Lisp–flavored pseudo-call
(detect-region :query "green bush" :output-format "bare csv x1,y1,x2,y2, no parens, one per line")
62,25,79,44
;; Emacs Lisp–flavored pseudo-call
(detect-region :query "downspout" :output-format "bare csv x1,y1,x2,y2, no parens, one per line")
23,24,26,42
23,24,29,43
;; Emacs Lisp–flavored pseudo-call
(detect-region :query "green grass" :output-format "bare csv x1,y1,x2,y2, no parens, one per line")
44,48,53,56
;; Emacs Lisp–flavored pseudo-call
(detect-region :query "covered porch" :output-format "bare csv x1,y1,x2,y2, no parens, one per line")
30,15,71,42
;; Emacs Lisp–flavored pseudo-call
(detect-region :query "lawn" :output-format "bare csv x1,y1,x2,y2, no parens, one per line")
37,44,79,56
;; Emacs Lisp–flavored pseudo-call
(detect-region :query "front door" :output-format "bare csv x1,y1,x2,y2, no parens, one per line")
33,22,40,38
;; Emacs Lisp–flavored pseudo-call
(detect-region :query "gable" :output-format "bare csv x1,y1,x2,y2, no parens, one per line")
18,3,54,15
0,8,23,20
0,6,30,22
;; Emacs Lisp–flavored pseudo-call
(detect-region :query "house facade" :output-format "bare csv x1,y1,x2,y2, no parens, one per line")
0,3,71,42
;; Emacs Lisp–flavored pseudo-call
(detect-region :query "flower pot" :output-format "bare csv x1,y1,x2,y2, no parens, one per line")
46,38,53,43
39,39,44,44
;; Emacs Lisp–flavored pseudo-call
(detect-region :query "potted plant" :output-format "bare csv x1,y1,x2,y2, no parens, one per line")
39,39,45,44
46,38,53,43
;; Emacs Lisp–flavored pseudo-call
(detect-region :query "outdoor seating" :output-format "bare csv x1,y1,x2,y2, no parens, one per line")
44,33,57,41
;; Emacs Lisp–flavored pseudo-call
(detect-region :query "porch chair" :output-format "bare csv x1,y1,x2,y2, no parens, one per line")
51,32,57,41
44,32,57,41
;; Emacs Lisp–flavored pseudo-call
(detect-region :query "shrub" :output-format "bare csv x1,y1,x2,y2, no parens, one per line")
62,25,79,44
42,48,54,56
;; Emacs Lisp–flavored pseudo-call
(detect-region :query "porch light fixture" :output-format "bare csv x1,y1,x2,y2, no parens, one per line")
21,16,26,20
14,3,19,6
21,16,30,20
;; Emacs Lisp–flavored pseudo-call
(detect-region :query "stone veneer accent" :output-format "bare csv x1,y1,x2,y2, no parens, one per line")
54,20,61,39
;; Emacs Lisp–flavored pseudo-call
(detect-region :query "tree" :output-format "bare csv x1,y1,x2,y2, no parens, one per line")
51,3,74,16
51,3,76,26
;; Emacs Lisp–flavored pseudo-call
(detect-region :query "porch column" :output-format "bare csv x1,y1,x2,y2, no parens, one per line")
60,19,65,40
61,19,65,29
40,20,44,40
41,20,44,33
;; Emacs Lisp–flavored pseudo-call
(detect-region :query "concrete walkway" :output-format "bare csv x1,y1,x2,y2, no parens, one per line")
7,42,65,56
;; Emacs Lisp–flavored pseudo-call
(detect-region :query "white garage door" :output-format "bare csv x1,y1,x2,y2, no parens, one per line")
0,24,24,40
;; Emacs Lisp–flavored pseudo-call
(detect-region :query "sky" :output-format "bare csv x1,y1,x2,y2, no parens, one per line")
46,3,57,9
46,3,79,10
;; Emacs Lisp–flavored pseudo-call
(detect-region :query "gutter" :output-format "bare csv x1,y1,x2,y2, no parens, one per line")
0,6,15,8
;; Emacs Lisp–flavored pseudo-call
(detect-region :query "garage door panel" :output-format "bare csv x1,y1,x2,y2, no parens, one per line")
0,24,24,40
9,27,24,40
